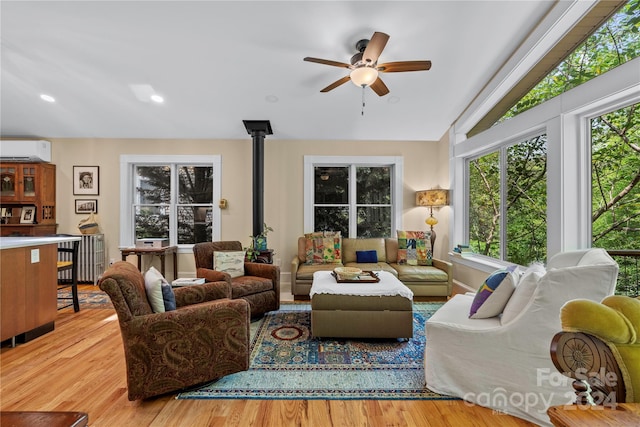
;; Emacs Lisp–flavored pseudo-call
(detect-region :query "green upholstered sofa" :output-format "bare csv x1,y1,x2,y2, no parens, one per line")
291,236,452,298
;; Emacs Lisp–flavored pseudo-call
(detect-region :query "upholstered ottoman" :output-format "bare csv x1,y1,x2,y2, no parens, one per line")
310,271,414,339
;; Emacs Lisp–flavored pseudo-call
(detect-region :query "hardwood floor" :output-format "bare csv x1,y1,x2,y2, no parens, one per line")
0,287,535,426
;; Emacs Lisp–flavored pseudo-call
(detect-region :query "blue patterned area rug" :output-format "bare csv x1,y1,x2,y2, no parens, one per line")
177,302,456,400
57,290,113,309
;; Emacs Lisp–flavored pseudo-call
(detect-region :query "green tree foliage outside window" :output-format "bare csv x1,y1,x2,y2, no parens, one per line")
135,165,214,244
592,103,640,250
502,0,640,120
480,0,639,274
469,135,548,265
313,165,392,238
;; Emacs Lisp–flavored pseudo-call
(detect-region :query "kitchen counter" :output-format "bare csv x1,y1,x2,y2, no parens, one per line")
1,235,81,346
0,235,80,250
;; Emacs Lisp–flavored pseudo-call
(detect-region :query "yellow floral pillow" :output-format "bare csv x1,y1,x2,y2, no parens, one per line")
304,231,342,265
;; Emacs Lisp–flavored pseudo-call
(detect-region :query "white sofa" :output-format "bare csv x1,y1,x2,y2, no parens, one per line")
424,248,619,426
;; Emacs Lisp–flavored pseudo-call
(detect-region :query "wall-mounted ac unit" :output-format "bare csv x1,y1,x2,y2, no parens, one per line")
0,140,51,162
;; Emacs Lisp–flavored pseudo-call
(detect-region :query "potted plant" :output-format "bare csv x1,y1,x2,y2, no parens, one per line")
245,223,273,262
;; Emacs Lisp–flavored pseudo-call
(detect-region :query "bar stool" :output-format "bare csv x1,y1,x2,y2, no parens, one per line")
57,237,80,312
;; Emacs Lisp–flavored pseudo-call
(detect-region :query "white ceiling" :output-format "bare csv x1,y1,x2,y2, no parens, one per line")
1,1,560,142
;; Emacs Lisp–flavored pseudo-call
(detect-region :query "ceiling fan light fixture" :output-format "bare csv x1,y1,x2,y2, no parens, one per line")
350,66,378,87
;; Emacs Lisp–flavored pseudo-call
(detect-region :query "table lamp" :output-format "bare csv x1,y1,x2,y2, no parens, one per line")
415,189,450,241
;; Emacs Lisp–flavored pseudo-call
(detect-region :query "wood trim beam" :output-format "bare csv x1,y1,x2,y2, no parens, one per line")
467,1,626,137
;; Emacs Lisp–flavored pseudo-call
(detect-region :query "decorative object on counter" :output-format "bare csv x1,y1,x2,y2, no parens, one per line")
73,166,99,195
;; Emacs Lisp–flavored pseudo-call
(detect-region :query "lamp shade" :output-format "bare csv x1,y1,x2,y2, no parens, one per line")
416,189,449,207
350,66,379,87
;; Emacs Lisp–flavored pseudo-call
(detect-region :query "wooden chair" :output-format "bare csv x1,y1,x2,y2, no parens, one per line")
57,237,80,312
550,295,640,406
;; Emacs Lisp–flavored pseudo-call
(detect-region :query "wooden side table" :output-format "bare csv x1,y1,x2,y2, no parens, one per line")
120,245,178,280
548,403,640,426
255,249,274,264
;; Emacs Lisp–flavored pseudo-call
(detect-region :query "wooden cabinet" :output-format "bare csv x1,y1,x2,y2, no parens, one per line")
1,243,57,343
0,162,56,236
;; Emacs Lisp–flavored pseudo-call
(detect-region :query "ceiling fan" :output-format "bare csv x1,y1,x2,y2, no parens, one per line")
304,31,431,96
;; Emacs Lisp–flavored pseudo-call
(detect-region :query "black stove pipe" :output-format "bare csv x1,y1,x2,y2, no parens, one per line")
242,120,273,237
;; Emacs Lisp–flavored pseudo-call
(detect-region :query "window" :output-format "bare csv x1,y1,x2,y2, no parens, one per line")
591,102,640,249
120,155,221,249
304,156,403,238
500,0,639,123
454,56,638,270
468,134,547,265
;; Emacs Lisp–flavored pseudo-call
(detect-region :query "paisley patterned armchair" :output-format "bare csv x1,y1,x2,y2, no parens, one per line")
98,261,250,400
193,241,280,318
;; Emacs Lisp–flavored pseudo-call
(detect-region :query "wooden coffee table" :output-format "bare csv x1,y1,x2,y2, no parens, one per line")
547,403,640,426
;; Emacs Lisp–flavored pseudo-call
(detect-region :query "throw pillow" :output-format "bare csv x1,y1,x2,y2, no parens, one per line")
469,265,518,319
501,264,545,324
144,266,176,313
213,250,245,278
356,250,378,263
396,230,432,266
304,231,342,265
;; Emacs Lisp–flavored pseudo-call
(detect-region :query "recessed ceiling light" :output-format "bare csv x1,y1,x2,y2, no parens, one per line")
40,94,55,103
150,94,164,103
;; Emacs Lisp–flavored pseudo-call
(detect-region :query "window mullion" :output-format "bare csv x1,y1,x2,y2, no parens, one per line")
349,165,357,238
500,147,508,261
169,164,178,246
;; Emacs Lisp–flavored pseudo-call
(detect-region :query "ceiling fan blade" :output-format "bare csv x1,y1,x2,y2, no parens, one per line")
320,75,351,92
370,77,389,97
377,60,432,73
362,32,389,64
304,57,351,69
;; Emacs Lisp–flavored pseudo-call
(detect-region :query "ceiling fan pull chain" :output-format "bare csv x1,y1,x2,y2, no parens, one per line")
361,86,366,116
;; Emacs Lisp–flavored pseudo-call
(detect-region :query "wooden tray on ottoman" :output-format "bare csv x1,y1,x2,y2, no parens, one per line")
331,271,380,283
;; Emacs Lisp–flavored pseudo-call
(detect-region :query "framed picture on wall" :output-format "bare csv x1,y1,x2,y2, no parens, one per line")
75,199,98,214
73,166,99,195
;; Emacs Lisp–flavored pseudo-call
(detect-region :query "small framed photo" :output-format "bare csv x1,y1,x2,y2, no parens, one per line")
75,199,98,214
20,206,36,223
73,166,99,195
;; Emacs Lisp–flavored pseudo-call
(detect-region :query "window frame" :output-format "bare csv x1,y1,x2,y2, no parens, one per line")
120,154,222,252
452,57,640,270
466,132,548,263
303,155,403,237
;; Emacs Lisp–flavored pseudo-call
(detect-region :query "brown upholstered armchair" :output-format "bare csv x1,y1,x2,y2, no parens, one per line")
98,261,250,400
193,241,280,318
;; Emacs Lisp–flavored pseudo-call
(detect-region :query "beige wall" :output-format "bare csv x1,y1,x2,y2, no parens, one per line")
50,135,452,283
